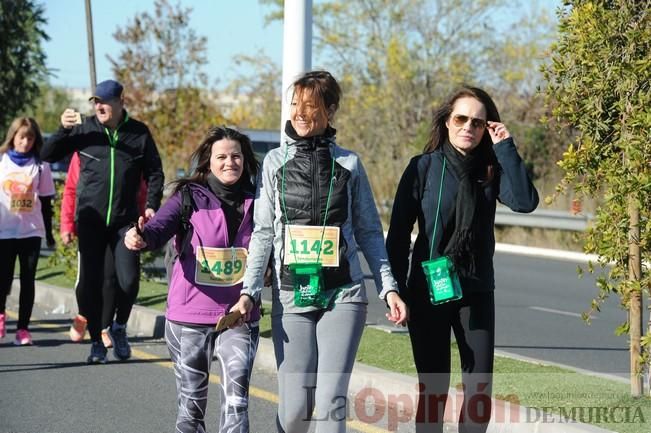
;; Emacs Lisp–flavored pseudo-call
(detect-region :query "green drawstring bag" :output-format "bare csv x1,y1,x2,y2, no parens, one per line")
424,157,463,306
422,255,462,305
289,263,328,307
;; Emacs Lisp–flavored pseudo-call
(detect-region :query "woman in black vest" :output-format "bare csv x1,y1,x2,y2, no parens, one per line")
386,86,539,433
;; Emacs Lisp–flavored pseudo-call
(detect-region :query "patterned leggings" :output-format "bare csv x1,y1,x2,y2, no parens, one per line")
165,320,260,433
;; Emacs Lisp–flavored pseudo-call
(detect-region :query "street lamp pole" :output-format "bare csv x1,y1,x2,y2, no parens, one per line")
281,0,313,132
84,0,97,92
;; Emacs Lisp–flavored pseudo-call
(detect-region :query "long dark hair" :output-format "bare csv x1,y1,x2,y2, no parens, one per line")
0,117,44,157
172,126,258,194
424,86,501,154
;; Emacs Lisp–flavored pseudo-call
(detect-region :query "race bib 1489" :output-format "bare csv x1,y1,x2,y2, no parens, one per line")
195,246,248,287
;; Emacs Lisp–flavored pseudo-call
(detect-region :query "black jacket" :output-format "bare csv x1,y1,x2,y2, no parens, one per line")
386,138,539,303
276,139,353,291
41,112,164,228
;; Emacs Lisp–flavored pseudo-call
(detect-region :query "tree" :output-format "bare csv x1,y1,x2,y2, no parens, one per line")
224,51,282,130
543,0,651,396
0,0,50,137
26,83,73,133
259,0,557,219
108,0,227,179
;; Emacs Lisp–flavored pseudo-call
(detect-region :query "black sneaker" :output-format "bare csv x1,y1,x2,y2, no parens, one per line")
87,341,108,364
109,324,132,361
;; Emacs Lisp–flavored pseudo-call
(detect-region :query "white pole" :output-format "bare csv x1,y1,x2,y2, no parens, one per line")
281,0,313,132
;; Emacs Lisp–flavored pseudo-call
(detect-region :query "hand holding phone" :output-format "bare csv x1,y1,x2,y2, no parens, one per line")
215,310,242,332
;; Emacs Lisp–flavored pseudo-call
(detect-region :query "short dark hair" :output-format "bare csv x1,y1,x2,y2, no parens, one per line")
291,70,342,117
173,126,259,194
0,117,44,158
424,86,500,153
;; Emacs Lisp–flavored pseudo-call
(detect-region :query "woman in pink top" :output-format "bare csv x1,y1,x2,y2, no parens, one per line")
0,117,56,345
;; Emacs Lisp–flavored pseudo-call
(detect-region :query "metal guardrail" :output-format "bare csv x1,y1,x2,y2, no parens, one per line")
495,206,591,231
380,199,591,232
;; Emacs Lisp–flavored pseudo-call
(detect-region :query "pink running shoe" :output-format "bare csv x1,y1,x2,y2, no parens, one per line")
101,328,113,348
14,328,33,346
69,315,87,343
0,313,6,339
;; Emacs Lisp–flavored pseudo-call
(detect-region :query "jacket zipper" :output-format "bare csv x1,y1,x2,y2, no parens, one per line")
103,113,129,226
106,146,115,226
311,150,320,225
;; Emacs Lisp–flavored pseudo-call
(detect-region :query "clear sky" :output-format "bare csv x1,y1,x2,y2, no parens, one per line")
42,0,562,90
42,0,283,89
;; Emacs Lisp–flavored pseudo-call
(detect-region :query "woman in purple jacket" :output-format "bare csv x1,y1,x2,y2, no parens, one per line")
125,126,260,433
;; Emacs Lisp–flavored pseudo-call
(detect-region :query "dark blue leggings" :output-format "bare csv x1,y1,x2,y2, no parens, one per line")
0,237,41,330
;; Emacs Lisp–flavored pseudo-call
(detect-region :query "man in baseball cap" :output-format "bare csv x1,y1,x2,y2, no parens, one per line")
43,78,164,364
88,79,124,102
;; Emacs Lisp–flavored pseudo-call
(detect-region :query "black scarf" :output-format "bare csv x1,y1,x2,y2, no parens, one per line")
441,140,488,278
284,120,336,148
206,173,247,245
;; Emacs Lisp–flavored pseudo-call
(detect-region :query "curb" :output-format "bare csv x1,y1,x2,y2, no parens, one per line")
14,280,616,433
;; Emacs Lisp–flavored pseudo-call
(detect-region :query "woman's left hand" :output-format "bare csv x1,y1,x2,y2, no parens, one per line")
385,291,409,326
486,121,511,144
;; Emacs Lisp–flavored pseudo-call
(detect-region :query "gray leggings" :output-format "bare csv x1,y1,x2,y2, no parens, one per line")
165,320,259,433
272,302,367,433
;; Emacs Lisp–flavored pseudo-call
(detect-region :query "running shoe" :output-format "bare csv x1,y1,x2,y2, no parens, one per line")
0,313,5,339
109,323,131,361
14,329,33,346
101,328,113,348
69,315,87,343
87,341,108,364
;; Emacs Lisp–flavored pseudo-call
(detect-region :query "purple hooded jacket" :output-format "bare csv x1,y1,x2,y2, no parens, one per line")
140,182,260,324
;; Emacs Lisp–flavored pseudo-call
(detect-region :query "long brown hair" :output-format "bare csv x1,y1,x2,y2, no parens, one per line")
0,117,44,158
424,86,500,154
424,86,499,182
171,126,258,194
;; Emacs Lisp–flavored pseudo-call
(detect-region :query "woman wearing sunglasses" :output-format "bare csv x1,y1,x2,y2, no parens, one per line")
386,86,539,433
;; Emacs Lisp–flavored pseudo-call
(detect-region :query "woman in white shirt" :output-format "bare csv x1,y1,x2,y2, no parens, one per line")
0,117,56,345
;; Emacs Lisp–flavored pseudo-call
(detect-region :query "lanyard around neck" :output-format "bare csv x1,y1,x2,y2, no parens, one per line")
281,143,336,265
428,157,447,260
103,112,129,146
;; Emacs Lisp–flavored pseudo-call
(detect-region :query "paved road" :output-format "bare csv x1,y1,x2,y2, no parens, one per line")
46,244,631,378
0,299,409,433
493,253,627,379
262,251,628,380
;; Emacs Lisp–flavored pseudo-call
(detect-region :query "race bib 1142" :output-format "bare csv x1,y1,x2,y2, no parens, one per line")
283,225,339,267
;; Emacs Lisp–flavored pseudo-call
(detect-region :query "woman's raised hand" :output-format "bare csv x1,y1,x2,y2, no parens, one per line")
124,216,147,250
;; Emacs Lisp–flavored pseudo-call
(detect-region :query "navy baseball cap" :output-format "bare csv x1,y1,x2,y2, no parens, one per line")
89,80,124,102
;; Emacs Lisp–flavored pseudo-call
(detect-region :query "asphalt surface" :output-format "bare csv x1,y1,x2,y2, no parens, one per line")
1,247,625,433
313,251,629,381
0,299,387,433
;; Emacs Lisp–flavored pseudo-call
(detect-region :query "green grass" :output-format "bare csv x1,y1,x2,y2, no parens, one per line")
33,257,650,432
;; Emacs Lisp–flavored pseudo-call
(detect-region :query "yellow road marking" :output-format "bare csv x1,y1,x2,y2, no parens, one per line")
7,309,391,433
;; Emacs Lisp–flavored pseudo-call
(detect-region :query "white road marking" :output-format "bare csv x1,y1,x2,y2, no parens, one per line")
528,306,596,320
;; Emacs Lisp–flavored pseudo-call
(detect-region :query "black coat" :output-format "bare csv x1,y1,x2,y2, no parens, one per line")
386,138,539,304
41,112,164,228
